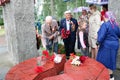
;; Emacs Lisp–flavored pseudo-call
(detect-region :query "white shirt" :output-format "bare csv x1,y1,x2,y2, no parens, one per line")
66,20,70,31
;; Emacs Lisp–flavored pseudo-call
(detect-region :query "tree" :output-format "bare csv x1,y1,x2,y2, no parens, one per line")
41,0,87,20
0,7,4,25
54,0,67,20
42,0,51,18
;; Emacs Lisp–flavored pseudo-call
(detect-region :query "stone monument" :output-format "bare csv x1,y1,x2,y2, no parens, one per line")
2,0,38,64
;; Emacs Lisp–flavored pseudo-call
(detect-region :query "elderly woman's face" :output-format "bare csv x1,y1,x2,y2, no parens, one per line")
65,13,71,20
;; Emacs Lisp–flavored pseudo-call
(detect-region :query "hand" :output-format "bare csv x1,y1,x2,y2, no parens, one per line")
52,27,56,33
83,48,86,51
57,31,60,36
94,35,98,40
36,34,40,38
49,35,54,40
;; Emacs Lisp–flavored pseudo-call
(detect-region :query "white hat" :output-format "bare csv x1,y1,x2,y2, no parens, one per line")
64,10,71,15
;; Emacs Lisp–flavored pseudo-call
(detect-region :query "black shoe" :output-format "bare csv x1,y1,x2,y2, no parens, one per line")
110,74,114,80
66,56,69,60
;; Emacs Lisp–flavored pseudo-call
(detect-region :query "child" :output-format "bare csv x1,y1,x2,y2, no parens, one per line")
78,20,89,56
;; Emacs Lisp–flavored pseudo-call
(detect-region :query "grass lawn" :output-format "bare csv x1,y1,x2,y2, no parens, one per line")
0,28,5,36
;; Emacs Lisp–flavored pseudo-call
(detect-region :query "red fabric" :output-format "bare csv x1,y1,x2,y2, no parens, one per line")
44,58,109,80
64,58,110,80
5,54,66,80
34,66,43,73
43,74,73,80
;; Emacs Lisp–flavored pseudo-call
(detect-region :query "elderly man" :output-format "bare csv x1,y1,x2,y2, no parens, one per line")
60,11,78,59
42,16,59,53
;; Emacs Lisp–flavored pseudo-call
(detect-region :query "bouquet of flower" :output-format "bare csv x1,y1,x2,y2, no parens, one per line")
61,28,70,39
71,56,81,66
70,53,87,66
53,54,62,63
37,49,62,65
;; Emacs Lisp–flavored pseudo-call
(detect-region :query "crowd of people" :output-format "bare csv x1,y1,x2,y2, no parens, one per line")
35,4,120,80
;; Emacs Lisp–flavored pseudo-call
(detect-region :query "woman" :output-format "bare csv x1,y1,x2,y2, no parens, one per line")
78,9,88,23
88,4,101,59
97,11,120,80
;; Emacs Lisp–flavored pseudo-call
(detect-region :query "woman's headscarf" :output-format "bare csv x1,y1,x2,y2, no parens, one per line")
104,11,118,28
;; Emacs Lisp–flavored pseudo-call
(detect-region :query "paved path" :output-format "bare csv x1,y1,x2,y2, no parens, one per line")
0,35,14,80
0,35,120,80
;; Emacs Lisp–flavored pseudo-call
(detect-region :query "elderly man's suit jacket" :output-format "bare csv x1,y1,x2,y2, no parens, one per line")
42,20,58,44
60,18,78,42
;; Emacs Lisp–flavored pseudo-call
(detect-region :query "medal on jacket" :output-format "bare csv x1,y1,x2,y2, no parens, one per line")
70,21,75,32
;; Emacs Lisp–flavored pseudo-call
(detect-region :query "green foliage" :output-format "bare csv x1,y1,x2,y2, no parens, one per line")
58,43,65,54
42,0,51,17
0,19,4,25
76,52,83,56
34,6,38,20
54,0,67,19
0,7,2,15
41,47,46,51
0,7,4,26
41,0,87,20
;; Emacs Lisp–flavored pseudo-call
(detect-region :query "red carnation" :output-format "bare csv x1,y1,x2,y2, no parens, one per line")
64,35,67,38
50,54,55,61
80,56,87,63
70,53,74,56
61,28,70,39
61,28,65,33
70,53,76,60
42,50,49,57
70,53,75,57
66,30,70,35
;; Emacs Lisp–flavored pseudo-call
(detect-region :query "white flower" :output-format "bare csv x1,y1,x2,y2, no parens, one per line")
71,56,81,66
74,60,81,66
54,54,62,63
75,56,80,60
